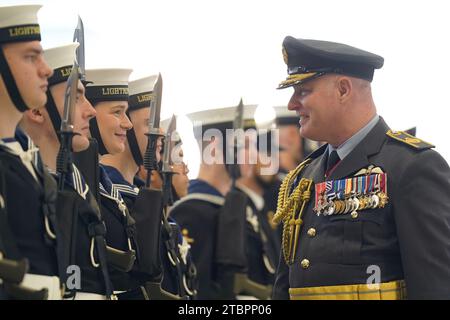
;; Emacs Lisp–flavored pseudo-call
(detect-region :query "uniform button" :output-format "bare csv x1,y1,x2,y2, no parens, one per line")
301,259,310,269
351,211,358,219
307,228,316,237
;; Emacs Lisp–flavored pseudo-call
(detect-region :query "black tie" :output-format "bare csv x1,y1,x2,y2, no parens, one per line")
326,150,340,173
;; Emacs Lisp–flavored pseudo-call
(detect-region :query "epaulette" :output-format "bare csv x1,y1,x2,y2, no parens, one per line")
386,130,435,150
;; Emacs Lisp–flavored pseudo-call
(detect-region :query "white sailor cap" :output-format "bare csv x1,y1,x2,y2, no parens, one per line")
44,43,79,85
128,74,158,111
85,68,132,103
0,5,42,44
187,105,257,133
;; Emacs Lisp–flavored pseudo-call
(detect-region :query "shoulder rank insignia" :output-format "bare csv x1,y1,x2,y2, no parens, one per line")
386,130,435,150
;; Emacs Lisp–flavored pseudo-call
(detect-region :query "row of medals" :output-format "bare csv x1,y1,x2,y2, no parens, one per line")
316,191,389,216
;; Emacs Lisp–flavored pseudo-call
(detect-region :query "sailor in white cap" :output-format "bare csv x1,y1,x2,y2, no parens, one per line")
101,75,198,299
85,69,142,298
0,4,61,300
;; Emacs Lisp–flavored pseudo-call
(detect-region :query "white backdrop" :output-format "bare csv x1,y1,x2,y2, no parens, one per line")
4,0,450,178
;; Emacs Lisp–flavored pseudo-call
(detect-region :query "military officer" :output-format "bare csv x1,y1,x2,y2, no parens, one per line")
272,36,450,300
0,4,65,299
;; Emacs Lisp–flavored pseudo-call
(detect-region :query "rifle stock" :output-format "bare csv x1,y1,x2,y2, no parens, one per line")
0,257,28,284
106,246,136,273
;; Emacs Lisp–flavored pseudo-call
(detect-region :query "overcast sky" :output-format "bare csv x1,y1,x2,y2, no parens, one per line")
5,0,450,176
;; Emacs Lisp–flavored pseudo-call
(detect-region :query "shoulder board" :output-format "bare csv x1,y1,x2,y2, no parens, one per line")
386,130,435,150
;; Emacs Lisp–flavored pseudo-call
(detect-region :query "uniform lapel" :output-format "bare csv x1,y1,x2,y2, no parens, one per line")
311,150,328,182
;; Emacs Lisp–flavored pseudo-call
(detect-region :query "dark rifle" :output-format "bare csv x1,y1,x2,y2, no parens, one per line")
143,73,164,186
214,98,248,299
56,62,78,191
66,19,116,299
228,98,244,187
0,230,47,300
139,77,183,300
72,15,100,203
0,257,28,285
160,115,189,299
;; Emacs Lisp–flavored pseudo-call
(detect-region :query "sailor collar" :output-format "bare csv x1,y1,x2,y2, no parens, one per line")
236,183,265,211
102,165,139,198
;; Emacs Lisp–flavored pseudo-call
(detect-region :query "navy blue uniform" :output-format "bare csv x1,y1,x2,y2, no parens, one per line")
0,131,59,277
98,165,139,293
103,166,196,298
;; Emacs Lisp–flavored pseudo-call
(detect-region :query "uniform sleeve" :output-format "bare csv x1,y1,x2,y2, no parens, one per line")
272,246,290,300
395,150,450,299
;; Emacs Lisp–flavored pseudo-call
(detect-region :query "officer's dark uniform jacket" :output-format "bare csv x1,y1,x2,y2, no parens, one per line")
235,184,276,299
98,165,139,293
273,117,450,300
0,130,62,298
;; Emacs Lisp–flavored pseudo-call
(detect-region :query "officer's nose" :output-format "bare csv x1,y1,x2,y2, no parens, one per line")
287,91,302,111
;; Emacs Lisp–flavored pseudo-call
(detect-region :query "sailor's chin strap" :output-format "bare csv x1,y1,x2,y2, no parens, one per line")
45,90,63,143
126,111,143,167
0,47,30,112
89,117,108,156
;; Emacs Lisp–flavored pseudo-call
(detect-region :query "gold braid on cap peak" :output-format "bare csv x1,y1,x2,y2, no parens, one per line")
278,72,317,88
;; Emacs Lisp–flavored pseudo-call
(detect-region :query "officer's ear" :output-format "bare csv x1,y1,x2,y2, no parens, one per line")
336,76,352,103
26,108,45,124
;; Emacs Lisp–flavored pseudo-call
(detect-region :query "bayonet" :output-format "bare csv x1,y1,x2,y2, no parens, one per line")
162,115,176,173
60,62,79,134
144,73,164,185
233,98,244,132
73,16,85,81
148,73,163,134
